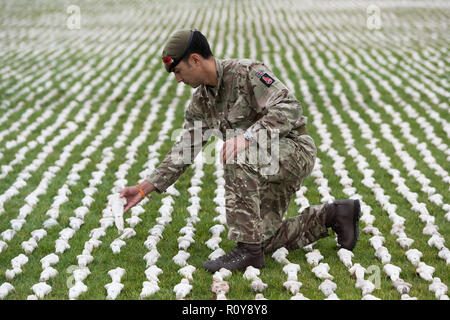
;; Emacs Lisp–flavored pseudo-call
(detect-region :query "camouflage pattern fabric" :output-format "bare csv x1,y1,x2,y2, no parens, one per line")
147,57,330,252
146,57,308,191
224,133,330,252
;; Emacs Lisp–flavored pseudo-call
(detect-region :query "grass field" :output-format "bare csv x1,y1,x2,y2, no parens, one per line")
0,0,448,300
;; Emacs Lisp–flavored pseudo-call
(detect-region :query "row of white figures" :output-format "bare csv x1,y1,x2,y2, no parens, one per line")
334,50,450,187
308,82,412,298
285,46,417,299
6,37,167,291
207,140,227,262
0,121,78,220
140,95,184,299
318,15,450,144
315,65,445,299
336,62,450,225
0,102,77,179
355,45,450,140
173,151,205,300
207,140,230,300
72,66,172,299
0,7,168,214
139,195,174,299
298,50,426,300
29,146,115,299
340,99,448,266
3,128,101,282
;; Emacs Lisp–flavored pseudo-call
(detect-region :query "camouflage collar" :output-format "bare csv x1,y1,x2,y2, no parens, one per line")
206,57,223,97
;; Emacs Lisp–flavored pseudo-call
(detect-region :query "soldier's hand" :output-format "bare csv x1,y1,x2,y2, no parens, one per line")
221,134,250,164
120,186,143,213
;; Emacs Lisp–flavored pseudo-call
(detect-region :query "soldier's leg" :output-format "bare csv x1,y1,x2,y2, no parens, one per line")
258,134,330,253
262,203,330,254
224,161,264,244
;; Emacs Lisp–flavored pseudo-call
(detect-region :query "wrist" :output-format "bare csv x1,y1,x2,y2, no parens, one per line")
139,180,155,196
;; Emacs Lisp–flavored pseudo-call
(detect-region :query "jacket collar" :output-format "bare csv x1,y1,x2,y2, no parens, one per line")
205,57,223,97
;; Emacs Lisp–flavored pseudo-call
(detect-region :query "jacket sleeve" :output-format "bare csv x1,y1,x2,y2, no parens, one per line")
145,96,209,193
245,63,303,139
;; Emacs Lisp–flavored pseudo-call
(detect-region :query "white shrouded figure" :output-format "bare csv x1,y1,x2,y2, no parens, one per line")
405,248,422,266
73,267,91,282
356,279,375,296
396,237,414,250
209,224,226,237
31,282,52,299
429,278,448,299
178,265,196,282
213,268,232,281
243,266,260,280
211,279,230,298
416,262,435,282
105,282,124,300
250,278,268,292
290,293,309,300
305,249,324,266
312,263,334,280
374,246,391,264
77,254,93,267
319,279,337,296
144,249,161,267
428,234,445,250
174,278,192,300
349,263,366,281
383,264,402,282
140,280,160,299
173,250,190,266
271,247,290,264
368,235,385,250
108,267,126,283
145,265,163,282
282,263,300,281
392,279,412,294
337,248,354,267
110,238,126,254
0,283,14,299
109,193,126,234
283,280,302,295
40,267,58,282
205,236,222,250
208,248,226,260
69,281,88,300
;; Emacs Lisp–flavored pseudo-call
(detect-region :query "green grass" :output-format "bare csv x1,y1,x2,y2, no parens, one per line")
0,0,448,300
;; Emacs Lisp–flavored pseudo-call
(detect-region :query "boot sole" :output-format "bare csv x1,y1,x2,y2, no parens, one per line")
350,199,361,251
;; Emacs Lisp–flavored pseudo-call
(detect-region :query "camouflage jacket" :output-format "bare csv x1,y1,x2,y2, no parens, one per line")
146,57,307,193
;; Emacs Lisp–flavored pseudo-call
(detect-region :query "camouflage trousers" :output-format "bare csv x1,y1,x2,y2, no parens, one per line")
224,134,329,254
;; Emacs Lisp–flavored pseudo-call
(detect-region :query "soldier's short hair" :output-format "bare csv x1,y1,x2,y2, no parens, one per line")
182,30,213,63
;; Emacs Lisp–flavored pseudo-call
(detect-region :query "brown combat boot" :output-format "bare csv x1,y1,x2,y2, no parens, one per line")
203,242,265,273
325,199,361,251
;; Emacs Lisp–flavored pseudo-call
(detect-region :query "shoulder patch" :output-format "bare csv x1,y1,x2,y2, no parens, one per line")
258,73,275,87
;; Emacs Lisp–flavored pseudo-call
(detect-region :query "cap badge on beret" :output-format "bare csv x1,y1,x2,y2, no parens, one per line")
162,56,173,66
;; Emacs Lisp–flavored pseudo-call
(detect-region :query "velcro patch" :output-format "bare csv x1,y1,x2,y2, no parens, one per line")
259,73,275,87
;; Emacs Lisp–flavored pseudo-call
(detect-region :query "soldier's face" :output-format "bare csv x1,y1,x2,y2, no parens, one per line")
173,59,202,88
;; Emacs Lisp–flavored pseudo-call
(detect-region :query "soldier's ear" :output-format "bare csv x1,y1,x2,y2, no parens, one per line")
190,53,202,66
